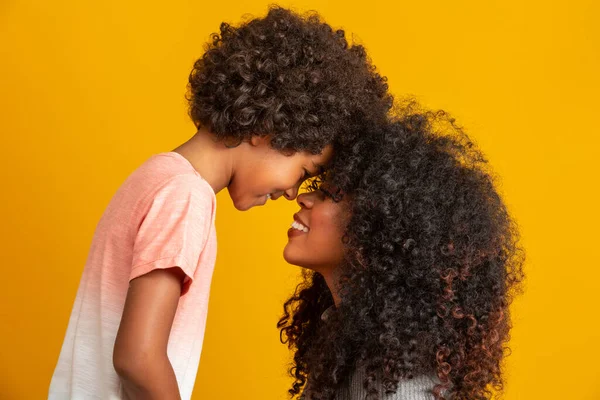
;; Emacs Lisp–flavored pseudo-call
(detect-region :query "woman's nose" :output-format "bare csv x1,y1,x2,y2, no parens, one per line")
297,192,314,209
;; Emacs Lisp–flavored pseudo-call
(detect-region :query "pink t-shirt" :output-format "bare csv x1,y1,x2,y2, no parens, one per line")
49,152,217,400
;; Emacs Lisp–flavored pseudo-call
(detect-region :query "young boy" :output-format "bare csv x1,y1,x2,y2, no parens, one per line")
48,6,392,400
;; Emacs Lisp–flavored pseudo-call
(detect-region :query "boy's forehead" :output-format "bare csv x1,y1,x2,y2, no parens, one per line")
314,144,334,164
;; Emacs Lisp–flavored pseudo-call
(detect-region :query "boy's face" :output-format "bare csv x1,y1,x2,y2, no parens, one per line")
228,136,332,211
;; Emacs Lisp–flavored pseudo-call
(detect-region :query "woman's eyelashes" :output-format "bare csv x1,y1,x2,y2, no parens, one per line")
320,186,344,202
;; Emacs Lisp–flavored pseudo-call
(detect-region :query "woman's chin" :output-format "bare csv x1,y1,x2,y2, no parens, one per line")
283,245,305,267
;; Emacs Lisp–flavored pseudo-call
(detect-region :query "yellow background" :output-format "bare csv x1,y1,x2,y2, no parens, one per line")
1,0,598,399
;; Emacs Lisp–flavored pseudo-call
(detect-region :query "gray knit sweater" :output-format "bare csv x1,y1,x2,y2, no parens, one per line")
300,308,438,399
300,370,437,400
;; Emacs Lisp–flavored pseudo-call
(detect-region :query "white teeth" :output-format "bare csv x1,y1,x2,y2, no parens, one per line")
291,221,309,233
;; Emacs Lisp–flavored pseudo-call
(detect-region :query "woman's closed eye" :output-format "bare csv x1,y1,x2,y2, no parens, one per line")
320,185,343,202
319,187,333,199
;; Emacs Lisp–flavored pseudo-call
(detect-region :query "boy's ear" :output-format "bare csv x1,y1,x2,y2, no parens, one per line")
250,135,270,147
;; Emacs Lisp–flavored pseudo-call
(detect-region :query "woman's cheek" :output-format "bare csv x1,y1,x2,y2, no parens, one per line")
312,210,341,245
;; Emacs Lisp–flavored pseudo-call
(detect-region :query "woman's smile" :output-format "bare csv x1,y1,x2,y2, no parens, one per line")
288,213,310,238
283,191,346,271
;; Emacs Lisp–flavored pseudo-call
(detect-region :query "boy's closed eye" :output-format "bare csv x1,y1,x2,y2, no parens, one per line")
299,167,318,186
302,169,312,181
301,161,327,185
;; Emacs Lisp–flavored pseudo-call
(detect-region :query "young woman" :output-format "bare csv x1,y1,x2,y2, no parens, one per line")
280,109,524,400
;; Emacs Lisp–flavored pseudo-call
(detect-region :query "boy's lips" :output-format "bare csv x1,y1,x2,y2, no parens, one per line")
258,192,275,206
270,191,284,200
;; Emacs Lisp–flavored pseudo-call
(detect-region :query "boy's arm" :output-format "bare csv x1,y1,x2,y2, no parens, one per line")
113,267,186,400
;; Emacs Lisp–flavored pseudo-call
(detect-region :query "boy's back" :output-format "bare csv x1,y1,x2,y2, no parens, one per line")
49,152,217,399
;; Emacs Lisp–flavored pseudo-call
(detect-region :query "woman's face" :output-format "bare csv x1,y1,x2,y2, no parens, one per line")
283,186,347,274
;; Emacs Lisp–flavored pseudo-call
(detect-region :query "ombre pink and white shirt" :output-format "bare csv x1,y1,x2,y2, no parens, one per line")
49,152,217,400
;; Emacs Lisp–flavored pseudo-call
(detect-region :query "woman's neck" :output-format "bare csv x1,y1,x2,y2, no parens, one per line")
321,269,342,307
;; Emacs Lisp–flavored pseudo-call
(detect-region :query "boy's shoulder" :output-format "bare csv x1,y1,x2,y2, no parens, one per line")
135,152,198,179
116,152,215,211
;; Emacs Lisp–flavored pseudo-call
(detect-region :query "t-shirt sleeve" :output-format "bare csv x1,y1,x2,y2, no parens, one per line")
130,174,213,295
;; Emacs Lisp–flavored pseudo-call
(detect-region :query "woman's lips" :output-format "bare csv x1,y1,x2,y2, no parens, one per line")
293,213,310,228
287,227,306,238
288,213,310,238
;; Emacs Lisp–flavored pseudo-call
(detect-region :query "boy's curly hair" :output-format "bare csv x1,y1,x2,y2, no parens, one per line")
278,104,525,399
187,6,392,154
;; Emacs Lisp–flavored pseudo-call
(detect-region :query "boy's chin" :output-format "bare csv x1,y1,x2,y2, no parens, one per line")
229,193,267,211
229,195,255,211
232,201,252,211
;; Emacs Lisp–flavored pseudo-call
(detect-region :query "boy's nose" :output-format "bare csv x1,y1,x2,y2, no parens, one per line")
284,184,300,200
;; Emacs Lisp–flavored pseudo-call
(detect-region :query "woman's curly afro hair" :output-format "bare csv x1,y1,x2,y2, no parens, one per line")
278,104,525,400
187,6,392,154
